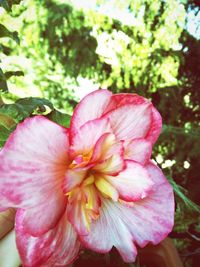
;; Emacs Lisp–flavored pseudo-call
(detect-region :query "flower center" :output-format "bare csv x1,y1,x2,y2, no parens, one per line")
69,152,93,168
66,133,123,233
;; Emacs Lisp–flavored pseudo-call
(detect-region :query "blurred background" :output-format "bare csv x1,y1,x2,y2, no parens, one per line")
0,0,200,266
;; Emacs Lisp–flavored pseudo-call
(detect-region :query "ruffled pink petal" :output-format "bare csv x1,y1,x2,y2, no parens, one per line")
104,94,162,145
67,185,101,236
83,184,100,215
94,176,119,201
20,192,67,236
124,138,152,165
70,117,112,158
70,89,112,136
104,93,147,113
91,133,125,175
79,199,138,262
106,160,153,201
93,154,125,176
145,107,162,144
62,168,87,193
91,133,121,162
0,116,69,234
67,196,90,236
104,103,152,141
80,162,174,263
15,209,81,267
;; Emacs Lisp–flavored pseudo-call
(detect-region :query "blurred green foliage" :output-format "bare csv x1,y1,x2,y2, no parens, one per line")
0,0,200,266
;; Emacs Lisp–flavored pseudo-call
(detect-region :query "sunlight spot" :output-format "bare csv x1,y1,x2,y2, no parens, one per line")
184,161,190,169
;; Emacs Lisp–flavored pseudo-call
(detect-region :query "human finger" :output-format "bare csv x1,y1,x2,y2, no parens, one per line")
0,208,16,239
0,229,21,267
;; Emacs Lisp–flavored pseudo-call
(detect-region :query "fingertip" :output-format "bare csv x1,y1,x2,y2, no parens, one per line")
0,230,21,267
0,208,16,239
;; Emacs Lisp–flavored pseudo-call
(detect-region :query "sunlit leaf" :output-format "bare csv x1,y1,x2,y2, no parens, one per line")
0,24,20,44
0,70,24,92
0,68,8,92
4,70,24,79
0,0,10,11
0,44,12,55
0,0,22,12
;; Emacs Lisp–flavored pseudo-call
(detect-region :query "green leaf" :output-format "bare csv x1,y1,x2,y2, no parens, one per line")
0,24,20,44
0,112,16,129
169,176,200,214
47,109,71,128
0,23,13,38
0,113,16,147
0,44,12,55
0,0,10,11
0,125,13,147
4,70,24,79
0,68,8,92
16,97,54,114
0,113,16,145
0,97,54,148
0,0,22,12
0,69,24,92
0,79,8,92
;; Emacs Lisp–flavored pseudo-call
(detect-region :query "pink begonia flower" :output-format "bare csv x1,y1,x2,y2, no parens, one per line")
0,89,174,266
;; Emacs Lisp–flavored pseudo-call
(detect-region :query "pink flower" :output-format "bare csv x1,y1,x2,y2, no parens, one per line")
0,89,174,266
